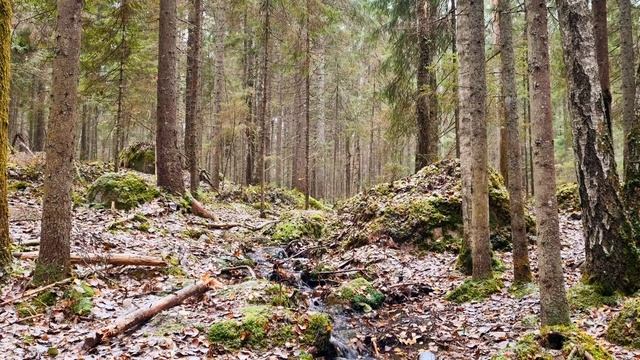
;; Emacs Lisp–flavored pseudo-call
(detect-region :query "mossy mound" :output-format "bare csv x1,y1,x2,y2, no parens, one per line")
7,153,45,181
216,280,298,307
446,277,503,304
16,291,57,318
336,159,532,250
87,172,159,210
219,184,327,211
63,280,96,316
493,325,612,360
328,278,385,311
270,210,327,243
556,182,580,211
606,298,640,348
208,306,332,354
119,142,155,174
567,282,620,311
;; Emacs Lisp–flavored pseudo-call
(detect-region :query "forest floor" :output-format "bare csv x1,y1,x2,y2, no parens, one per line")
1,160,639,360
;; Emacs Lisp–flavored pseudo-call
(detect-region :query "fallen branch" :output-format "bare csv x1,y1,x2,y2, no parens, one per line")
16,240,40,247
0,277,73,307
83,276,222,350
13,252,167,267
207,222,242,230
185,193,219,222
0,313,45,328
313,268,365,276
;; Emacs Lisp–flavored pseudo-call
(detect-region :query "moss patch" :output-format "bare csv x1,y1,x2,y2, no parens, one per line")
567,282,620,311
330,278,385,311
493,326,612,360
119,142,155,174
63,280,96,316
336,160,533,250
556,182,580,211
271,210,327,244
301,312,333,353
220,184,328,211
509,282,538,299
446,277,503,304
108,213,151,232
16,291,57,318
606,298,640,348
87,172,159,210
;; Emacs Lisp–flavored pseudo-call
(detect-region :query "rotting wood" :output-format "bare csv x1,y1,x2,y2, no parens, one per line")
82,276,221,350
14,252,167,267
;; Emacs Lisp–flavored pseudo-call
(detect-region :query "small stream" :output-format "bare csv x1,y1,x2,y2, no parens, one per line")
247,246,369,359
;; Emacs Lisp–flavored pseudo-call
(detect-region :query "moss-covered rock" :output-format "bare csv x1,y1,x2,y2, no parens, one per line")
270,210,327,243
493,325,613,360
119,142,155,174
606,298,640,348
446,277,503,304
567,282,620,311
329,278,385,311
87,172,159,210
301,312,333,354
556,182,580,211
336,159,533,250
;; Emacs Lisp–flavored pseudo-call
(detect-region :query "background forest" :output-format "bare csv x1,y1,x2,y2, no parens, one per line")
4,0,640,359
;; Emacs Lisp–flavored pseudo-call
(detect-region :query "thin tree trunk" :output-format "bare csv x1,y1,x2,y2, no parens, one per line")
259,0,270,216
35,0,84,284
592,0,612,140
243,8,256,186
558,0,640,294
0,0,11,269
113,0,128,172
304,0,311,208
457,0,492,280
415,0,438,171
497,0,531,284
620,0,637,192
185,0,202,194
156,0,184,195
527,0,571,326
451,0,460,159
212,0,226,190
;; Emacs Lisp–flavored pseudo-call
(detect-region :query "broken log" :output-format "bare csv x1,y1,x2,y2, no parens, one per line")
13,252,167,267
83,277,221,349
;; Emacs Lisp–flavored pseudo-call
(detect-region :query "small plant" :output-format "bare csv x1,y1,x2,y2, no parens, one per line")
446,277,503,304
64,280,96,316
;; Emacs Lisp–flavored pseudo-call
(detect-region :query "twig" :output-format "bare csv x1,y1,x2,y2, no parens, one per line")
287,245,325,260
567,346,577,360
0,277,73,307
0,313,45,328
313,268,365,276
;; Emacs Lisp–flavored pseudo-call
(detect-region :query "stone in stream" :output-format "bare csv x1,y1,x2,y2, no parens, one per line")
418,351,436,360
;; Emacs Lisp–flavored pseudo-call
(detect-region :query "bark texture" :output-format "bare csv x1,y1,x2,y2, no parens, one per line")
527,0,571,326
185,0,202,194
592,0,612,135
620,0,640,207
497,0,531,284
557,0,640,294
156,0,184,194
35,0,84,284
415,0,438,171
0,0,11,270
212,0,226,190
32,78,46,152
456,0,492,280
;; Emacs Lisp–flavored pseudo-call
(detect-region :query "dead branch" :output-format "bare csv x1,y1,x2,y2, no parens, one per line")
0,313,45,328
83,277,222,350
13,252,167,267
0,277,73,307
16,240,40,247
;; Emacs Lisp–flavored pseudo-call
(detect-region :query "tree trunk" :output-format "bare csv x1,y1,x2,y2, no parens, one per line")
620,0,638,201
451,0,460,159
456,0,492,280
558,0,640,294
212,0,226,190
304,0,311,208
185,0,202,194
497,0,531,284
156,0,184,195
592,0,612,139
35,0,84,285
415,0,438,171
259,0,271,216
113,0,128,173
527,0,571,326
0,0,11,270
243,9,256,186
32,78,46,152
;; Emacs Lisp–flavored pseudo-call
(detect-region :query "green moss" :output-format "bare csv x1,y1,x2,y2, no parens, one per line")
64,280,95,316
332,278,385,311
520,315,539,329
446,277,503,304
301,312,333,353
119,142,155,174
606,298,640,348
509,282,538,299
87,172,159,210
556,182,580,211
181,227,206,239
47,347,59,357
8,180,28,192
207,305,295,350
109,213,151,232
271,210,326,243
493,326,612,360
16,291,57,318
298,352,314,360
265,284,296,307
162,256,186,277
568,282,620,311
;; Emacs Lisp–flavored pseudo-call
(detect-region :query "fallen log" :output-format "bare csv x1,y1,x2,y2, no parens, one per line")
83,277,222,350
13,252,167,267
